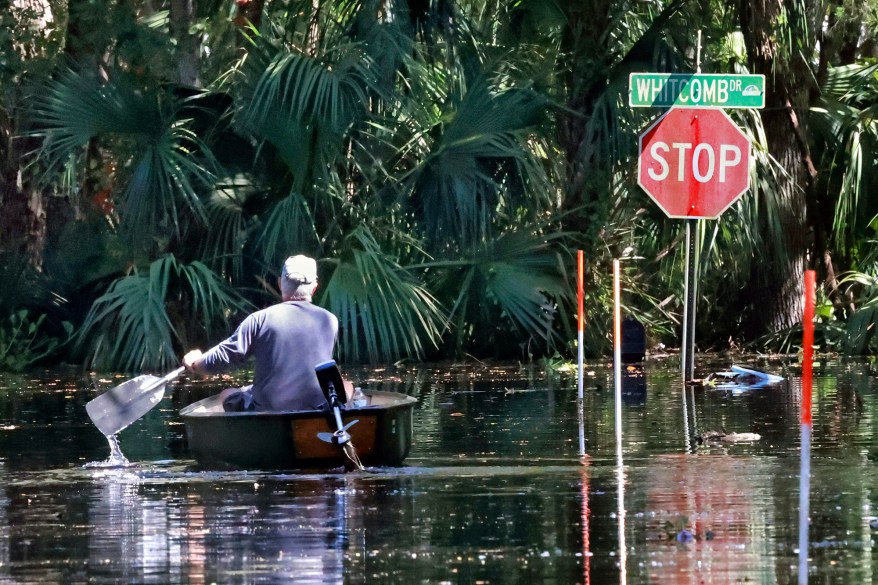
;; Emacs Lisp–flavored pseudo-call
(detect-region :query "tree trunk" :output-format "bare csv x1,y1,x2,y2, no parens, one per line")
169,0,201,87
738,0,822,334
0,23,47,270
556,1,613,244
0,180,48,270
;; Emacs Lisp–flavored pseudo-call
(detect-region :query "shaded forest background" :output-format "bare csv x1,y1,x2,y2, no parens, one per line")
2,0,878,372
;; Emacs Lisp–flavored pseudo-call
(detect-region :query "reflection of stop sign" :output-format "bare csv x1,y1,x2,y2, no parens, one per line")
638,108,751,219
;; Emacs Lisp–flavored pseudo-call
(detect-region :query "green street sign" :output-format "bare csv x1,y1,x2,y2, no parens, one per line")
629,73,765,109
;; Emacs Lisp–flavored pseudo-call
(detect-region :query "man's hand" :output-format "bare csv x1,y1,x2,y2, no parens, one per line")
183,349,204,373
342,379,354,402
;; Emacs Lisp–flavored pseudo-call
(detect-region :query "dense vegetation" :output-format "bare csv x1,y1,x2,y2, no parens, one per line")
1,0,877,372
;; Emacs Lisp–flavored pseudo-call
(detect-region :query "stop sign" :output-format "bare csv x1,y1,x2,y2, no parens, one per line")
638,107,751,219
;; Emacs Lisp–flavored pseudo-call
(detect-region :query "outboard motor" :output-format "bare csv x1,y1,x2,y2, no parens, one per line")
315,360,358,445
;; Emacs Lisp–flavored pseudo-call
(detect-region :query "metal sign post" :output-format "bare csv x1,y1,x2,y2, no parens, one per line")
682,219,699,381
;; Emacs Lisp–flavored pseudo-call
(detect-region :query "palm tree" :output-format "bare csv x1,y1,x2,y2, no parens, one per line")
17,0,878,372
20,0,575,368
219,0,570,361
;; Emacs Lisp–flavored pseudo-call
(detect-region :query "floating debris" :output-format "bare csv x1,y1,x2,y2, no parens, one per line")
696,430,761,444
699,365,785,392
676,529,695,543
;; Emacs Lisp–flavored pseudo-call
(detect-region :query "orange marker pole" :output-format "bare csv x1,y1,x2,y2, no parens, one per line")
798,269,816,584
801,270,815,426
577,251,586,458
577,250,585,402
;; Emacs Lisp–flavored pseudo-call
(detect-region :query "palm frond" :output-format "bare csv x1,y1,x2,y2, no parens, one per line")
26,69,215,240
235,42,373,192
811,63,878,250
200,173,256,282
255,191,320,270
76,255,250,371
419,228,570,355
76,263,178,372
27,67,163,180
119,118,215,242
838,269,878,354
175,259,253,337
320,226,446,364
405,78,550,250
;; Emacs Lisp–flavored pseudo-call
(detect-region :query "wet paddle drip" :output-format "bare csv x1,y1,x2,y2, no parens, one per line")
83,434,132,468
343,442,364,471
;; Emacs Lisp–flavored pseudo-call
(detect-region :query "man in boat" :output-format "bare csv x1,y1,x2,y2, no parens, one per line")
183,254,341,412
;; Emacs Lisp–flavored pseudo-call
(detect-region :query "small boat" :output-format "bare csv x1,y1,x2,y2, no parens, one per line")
180,390,417,470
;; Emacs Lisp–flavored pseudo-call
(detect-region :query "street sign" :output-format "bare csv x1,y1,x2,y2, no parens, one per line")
638,108,752,219
629,73,765,109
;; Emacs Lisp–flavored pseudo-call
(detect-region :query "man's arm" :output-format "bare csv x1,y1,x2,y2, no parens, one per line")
183,313,260,375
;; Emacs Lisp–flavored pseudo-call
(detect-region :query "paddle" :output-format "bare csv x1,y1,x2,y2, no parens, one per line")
86,367,186,436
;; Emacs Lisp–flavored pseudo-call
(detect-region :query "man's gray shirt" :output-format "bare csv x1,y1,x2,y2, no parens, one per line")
200,301,339,410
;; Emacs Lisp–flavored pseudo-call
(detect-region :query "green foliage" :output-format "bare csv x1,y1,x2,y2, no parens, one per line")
321,227,446,364
838,269,878,355
234,39,372,195
9,0,878,370
0,310,72,372
27,69,217,245
810,62,878,252
75,255,251,372
420,227,571,357
405,79,551,252
0,2,65,82
0,251,49,318
758,291,841,356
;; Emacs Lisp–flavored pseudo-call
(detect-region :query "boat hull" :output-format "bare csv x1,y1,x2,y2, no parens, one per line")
180,390,416,470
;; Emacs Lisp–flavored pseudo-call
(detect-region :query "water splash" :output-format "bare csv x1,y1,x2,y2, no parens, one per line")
342,442,364,471
83,434,132,469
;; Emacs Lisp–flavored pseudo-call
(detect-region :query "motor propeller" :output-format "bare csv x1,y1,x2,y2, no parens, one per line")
318,419,359,445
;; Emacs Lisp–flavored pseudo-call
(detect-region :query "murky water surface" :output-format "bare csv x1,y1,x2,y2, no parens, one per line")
0,357,876,583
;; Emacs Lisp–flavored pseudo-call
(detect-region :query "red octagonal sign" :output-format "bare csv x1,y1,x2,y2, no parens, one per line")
638,107,752,219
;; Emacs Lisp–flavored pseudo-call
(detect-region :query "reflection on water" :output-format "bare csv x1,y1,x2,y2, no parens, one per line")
640,454,776,581
91,471,353,584
0,359,877,582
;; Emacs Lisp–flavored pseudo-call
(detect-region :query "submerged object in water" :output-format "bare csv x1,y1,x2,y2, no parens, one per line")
696,430,761,444
704,364,785,392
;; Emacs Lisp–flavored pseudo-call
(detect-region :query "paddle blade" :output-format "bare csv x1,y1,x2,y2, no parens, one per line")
85,375,167,436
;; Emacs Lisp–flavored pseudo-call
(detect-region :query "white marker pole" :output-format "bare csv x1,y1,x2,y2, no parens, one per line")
613,259,622,465
614,260,627,585
616,461,627,585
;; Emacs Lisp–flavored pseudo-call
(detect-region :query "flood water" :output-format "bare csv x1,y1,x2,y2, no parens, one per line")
0,356,876,584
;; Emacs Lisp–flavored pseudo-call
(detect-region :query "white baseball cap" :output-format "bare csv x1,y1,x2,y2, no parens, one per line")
281,255,317,284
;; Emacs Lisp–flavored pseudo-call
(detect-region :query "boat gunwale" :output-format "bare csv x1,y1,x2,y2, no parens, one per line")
180,390,417,419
